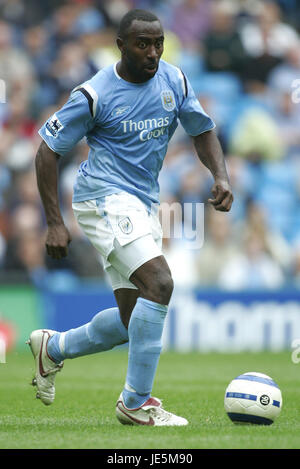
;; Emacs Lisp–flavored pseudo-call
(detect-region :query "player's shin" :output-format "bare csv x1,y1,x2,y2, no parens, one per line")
122,297,168,409
47,307,128,363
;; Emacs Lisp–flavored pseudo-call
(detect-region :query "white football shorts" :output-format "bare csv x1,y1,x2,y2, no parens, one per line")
72,191,163,290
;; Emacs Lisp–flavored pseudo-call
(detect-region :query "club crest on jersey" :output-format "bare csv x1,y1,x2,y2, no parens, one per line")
161,90,175,111
118,216,133,235
45,114,63,138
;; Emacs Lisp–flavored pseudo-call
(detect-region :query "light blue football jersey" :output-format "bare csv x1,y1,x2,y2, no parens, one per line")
39,59,215,209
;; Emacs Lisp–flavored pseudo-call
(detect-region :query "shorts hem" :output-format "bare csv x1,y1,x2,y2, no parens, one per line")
126,252,162,280
111,283,138,291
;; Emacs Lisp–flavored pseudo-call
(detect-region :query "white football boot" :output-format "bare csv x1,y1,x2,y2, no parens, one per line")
26,329,63,405
116,393,188,426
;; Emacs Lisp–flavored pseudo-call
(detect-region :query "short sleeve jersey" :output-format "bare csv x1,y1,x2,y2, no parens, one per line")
39,59,215,209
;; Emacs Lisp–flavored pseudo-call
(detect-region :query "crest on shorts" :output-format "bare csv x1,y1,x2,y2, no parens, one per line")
161,90,175,111
118,216,133,235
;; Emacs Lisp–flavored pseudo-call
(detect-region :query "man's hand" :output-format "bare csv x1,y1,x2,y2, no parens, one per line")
208,179,233,212
46,224,72,259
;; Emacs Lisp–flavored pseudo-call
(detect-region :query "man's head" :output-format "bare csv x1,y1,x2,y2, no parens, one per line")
117,9,164,83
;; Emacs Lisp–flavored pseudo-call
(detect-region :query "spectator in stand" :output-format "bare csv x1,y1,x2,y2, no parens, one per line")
239,1,299,84
218,227,285,290
10,168,41,208
24,25,53,81
267,43,300,153
102,0,132,27
222,155,256,223
0,94,36,173
161,218,199,290
228,107,286,162
79,26,121,70
268,42,300,93
2,203,45,280
71,0,106,37
0,0,62,28
23,25,57,110
49,40,97,97
270,88,300,152
46,4,79,49
234,200,292,273
170,0,213,49
0,20,35,99
195,206,241,286
202,1,247,79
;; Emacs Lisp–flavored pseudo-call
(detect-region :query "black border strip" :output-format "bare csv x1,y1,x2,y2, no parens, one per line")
181,70,188,98
75,87,94,117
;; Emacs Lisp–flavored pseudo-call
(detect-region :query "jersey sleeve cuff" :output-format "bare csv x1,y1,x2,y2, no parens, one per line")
187,122,216,137
38,129,65,157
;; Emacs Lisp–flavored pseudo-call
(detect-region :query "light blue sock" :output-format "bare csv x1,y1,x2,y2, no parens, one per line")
47,307,128,363
122,297,168,409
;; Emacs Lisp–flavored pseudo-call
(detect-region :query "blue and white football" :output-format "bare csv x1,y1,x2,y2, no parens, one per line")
224,372,282,425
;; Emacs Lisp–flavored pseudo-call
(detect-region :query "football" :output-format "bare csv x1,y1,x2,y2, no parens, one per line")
224,372,282,425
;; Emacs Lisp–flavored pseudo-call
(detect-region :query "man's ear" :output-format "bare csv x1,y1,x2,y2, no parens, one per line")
116,37,124,53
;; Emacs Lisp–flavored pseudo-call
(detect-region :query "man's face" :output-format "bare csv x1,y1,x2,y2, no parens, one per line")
118,19,164,82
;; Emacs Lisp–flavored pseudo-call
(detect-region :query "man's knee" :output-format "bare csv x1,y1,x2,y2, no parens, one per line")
151,271,174,304
130,257,174,305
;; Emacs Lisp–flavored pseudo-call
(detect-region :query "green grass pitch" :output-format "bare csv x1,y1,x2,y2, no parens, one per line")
0,349,300,449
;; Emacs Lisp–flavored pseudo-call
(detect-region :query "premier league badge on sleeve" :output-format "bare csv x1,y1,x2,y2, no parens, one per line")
161,90,176,112
45,114,64,138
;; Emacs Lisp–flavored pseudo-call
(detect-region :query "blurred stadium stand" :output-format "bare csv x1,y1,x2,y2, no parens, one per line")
1,0,300,351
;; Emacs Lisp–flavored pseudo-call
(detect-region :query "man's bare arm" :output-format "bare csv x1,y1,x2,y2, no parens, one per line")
35,140,71,259
193,129,233,212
